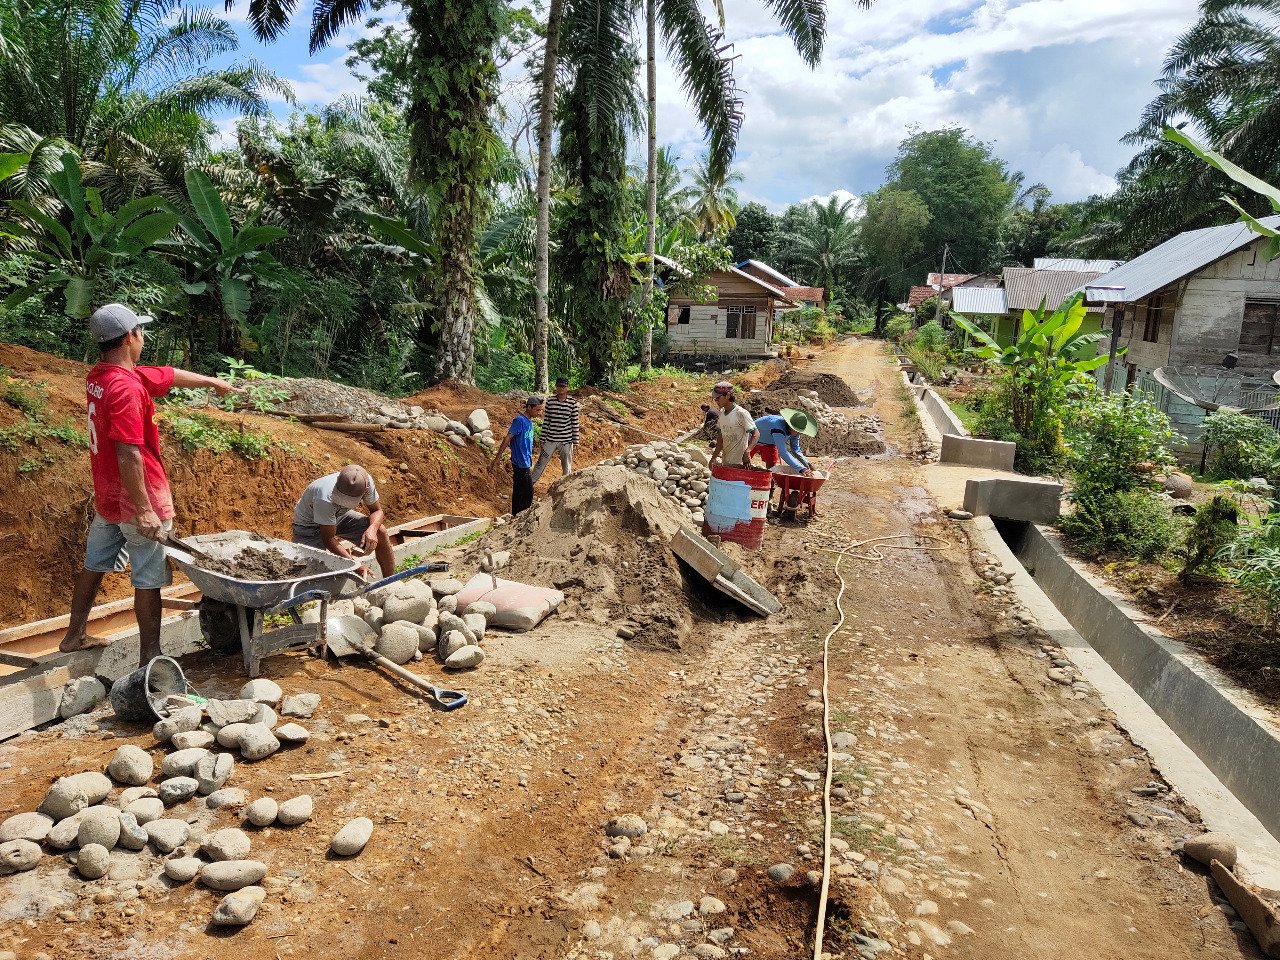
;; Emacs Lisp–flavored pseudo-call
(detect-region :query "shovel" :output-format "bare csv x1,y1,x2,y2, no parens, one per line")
162,531,218,564
325,614,468,711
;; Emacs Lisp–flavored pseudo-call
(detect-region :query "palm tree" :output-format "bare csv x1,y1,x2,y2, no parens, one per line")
532,0,565,392
782,195,860,302
0,0,289,203
683,155,743,237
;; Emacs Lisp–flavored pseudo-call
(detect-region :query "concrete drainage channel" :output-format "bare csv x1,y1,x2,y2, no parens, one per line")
962,514,1280,887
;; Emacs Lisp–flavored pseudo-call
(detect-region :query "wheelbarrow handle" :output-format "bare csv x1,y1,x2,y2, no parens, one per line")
266,589,328,615
351,563,449,597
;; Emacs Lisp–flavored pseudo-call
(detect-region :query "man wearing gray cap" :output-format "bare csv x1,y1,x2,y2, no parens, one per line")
60,304,242,663
291,464,395,577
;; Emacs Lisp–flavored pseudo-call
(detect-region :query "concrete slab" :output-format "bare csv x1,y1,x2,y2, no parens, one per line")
966,516,1280,888
670,528,781,617
940,434,1016,470
922,388,967,437
963,476,1062,522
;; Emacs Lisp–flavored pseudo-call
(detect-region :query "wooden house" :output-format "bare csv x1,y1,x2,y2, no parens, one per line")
658,256,797,361
1083,215,1280,446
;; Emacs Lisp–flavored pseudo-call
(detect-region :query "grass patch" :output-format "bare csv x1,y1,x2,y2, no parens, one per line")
0,366,88,472
831,815,902,858
829,707,861,731
163,411,276,460
621,363,700,385
705,833,748,864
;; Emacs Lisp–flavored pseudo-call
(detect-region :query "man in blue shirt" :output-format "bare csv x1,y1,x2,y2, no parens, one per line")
491,396,544,514
751,408,817,474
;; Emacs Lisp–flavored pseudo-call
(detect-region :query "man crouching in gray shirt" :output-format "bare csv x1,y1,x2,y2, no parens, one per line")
291,464,394,577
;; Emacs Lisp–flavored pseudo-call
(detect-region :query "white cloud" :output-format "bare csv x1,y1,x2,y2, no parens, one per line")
647,0,1200,207
285,56,368,107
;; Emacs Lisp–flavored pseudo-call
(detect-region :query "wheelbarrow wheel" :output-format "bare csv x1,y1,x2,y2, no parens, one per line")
198,599,242,655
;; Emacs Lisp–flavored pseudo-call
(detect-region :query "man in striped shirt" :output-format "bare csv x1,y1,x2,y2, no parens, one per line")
532,377,580,482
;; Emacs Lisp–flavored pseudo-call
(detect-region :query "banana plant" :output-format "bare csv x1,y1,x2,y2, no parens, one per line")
954,292,1120,439
0,151,178,317
1165,126,1280,259
161,167,288,353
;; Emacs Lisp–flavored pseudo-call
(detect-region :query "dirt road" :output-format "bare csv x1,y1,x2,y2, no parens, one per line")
0,338,1256,960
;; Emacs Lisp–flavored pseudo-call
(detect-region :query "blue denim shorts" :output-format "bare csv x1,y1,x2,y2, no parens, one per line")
84,513,173,589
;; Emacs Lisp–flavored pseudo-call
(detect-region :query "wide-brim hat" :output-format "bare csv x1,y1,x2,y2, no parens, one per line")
780,408,818,437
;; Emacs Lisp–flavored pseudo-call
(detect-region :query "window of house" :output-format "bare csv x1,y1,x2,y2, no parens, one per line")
677,307,690,325
1142,294,1165,343
724,305,757,339
1240,300,1280,356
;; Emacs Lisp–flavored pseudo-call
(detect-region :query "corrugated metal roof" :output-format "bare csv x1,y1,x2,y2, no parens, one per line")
658,254,796,304
1082,215,1280,304
737,259,798,288
952,286,1007,315
1003,266,1107,312
1033,257,1123,272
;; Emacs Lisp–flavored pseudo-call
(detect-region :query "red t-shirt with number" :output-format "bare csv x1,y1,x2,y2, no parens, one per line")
86,363,176,523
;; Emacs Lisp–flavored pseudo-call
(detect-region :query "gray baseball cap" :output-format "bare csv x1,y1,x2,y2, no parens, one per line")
89,303,152,343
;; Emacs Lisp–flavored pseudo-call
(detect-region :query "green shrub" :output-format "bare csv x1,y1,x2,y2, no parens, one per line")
1223,541,1280,631
913,320,945,352
884,313,913,342
1180,494,1239,581
1064,390,1177,494
163,412,274,459
803,317,836,345
1060,488,1177,560
972,375,1065,475
902,342,943,384
1202,410,1280,480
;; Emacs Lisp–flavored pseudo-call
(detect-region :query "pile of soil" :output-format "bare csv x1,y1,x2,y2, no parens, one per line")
464,466,709,651
194,545,319,582
759,369,862,407
743,390,886,458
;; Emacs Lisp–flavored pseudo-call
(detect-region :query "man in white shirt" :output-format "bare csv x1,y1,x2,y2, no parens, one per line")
709,381,758,468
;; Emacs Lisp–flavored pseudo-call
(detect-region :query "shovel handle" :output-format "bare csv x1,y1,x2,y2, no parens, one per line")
361,649,468,710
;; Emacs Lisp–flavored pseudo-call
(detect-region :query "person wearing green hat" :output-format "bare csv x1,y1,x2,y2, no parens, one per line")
749,408,817,474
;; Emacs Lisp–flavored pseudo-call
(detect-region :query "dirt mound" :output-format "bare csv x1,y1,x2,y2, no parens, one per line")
761,368,862,407
465,466,708,651
743,388,885,458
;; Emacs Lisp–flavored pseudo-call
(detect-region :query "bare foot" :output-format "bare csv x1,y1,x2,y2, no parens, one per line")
59,635,111,653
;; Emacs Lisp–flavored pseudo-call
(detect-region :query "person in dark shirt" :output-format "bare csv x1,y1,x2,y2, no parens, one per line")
490,396,544,514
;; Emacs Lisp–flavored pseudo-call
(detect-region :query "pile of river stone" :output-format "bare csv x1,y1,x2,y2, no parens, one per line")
596,442,712,526
332,575,489,670
0,680,373,928
372,406,496,449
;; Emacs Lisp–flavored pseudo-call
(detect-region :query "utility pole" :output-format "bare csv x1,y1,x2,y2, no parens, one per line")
937,243,949,292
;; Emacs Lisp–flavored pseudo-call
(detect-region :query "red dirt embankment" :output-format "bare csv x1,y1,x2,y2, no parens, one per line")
1,343,767,629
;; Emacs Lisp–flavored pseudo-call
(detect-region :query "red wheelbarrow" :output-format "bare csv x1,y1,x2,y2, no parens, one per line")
769,462,835,521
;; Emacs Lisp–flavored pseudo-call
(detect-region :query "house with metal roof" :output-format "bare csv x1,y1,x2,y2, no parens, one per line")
952,264,1113,347
1080,215,1280,445
656,255,798,362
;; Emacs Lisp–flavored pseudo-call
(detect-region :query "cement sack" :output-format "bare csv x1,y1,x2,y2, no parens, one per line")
455,573,563,632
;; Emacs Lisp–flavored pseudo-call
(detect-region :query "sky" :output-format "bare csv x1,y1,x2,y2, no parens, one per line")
206,0,1203,211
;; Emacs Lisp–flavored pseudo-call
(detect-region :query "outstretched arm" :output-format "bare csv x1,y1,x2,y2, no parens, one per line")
171,369,244,397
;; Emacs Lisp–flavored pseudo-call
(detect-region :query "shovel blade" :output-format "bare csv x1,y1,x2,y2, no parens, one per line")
325,615,376,659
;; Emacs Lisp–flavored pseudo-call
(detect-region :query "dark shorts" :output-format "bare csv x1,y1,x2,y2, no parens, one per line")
291,510,370,551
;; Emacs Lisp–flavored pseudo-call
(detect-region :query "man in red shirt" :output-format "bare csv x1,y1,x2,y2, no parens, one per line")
60,304,242,666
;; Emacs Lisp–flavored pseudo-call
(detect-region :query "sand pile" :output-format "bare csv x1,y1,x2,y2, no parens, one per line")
467,466,702,650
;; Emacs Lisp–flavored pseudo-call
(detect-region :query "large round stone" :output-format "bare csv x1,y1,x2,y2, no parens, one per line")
374,622,419,665
144,818,190,854
238,724,280,761
106,745,153,786
201,827,251,862
0,838,41,873
40,772,112,821
200,859,267,891
0,812,53,844
239,678,282,706
161,747,213,778
77,806,122,849
245,798,278,827
276,795,313,827
125,797,164,825
76,843,110,879
330,818,372,856
444,645,485,670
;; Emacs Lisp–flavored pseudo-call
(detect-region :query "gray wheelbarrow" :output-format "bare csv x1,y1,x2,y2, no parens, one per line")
324,614,468,711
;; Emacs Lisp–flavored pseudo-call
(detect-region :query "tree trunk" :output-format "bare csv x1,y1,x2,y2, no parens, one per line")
641,0,658,372
533,0,564,394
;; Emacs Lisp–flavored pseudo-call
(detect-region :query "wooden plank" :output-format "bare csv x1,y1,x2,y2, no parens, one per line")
0,583,201,648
